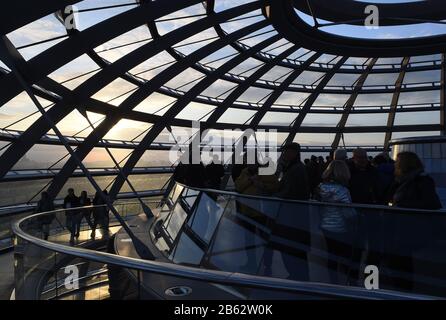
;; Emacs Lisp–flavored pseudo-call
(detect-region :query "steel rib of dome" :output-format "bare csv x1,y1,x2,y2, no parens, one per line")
0,0,445,204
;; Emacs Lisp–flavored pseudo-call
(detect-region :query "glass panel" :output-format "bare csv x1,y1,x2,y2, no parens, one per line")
170,233,204,265
164,203,187,241
182,188,200,209
188,193,225,243
208,197,267,275
171,184,184,204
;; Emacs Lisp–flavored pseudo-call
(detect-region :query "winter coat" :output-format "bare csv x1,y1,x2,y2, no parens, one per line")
277,161,310,200
348,162,385,205
390,170,442,210
316,182,357,233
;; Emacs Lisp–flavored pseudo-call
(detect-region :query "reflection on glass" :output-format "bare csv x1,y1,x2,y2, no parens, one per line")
183,188,200,208
146,184,446,297
188,193,224,243
170,233,204,265
171,184,184,204
164,204,187,241
209,213,266,275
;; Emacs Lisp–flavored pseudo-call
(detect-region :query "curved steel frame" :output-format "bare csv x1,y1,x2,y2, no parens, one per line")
272,0,446,57
0,0,445,202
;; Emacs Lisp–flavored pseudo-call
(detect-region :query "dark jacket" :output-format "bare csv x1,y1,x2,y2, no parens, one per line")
173,162,186,184
374,162,395,199
36,199,55,224
36,199,55,213
388,170,442,251
93,194,109,219
305,160,321,193
63,194,80,215
184,163,207,188
231,164,247,183
277,161,310,200
389,170,442,210
348,161,384,205
206,162,225,189
80,197,92,216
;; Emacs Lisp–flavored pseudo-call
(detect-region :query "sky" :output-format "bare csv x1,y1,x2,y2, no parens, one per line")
0,0,443,168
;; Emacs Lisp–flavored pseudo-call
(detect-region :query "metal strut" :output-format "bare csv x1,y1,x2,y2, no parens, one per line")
0,38,154,260
76,106,154,219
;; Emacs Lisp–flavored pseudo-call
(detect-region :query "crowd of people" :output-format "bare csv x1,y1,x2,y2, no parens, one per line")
33,143,442,288
35,188,111,244
230,143,443,287
172,154,226,190
171,144,442,218
230,143,442,209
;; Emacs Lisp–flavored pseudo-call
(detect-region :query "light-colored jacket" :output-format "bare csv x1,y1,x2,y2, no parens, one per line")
235,168,279,197
235,168,279,220
317,182,356,233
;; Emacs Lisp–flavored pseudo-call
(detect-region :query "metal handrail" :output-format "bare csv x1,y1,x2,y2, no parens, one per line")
179,183,446,216
0,198,163,217
12,198,439,300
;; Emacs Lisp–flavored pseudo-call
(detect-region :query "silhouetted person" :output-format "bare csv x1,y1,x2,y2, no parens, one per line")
92,190,110,239
315,160,357,285
184,162,207,188
35,191,55,240
306,155,321,197
277,143,310,200
231,164,247,183
386,152,442,291
275,143,310,281
63,188,80,244
347,148,385,282
373,153,394,197
348,148,383,204
318,156,327,171
172,161,186,184
389,152,441,210
79,191,94,239
205,155,225,189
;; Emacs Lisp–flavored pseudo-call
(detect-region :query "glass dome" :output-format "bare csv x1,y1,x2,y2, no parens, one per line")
0,0,444,206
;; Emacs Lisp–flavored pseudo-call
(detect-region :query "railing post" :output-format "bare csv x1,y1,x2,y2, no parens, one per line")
137,270,141,300
54,253,58,299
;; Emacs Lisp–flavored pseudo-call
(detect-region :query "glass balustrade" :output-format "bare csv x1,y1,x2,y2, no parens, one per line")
153,183,446,298
12,184,446,300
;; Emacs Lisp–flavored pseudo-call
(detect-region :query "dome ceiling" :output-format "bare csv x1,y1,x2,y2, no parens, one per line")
0,0,444,203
